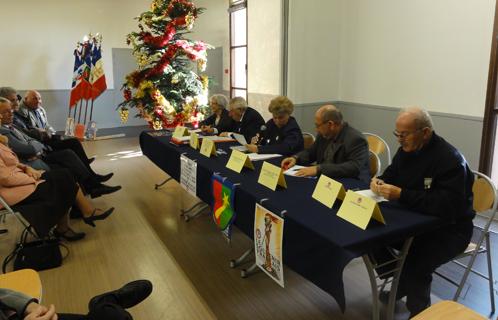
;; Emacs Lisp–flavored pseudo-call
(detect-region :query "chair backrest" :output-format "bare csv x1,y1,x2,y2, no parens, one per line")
412,300,485,319
472,171,498,227
0,269,42,301
369,150,381,178
302,132,315,149
364,132,391,165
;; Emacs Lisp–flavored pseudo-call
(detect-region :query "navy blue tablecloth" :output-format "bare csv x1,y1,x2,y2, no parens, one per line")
139,131,440,311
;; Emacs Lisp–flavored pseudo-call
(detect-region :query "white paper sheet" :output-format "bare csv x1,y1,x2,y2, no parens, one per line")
247,153,282,161
204,136,235,142
231,133,248,145
355,189,388,203
283,165,306,176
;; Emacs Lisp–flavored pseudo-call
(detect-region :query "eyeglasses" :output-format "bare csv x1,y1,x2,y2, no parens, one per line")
392,128,424,139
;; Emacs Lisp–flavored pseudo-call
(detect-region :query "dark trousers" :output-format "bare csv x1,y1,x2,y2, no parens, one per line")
47,137,91,169
58,303,132,320
42,149,97,192
373,218,473,316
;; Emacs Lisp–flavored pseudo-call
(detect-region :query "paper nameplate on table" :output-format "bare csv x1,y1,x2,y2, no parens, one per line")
172,126,189,139
200,138,216,157
258,161,287,191
226,149,254,173
189,132,199,149
336,190,386,230
311,175,346,208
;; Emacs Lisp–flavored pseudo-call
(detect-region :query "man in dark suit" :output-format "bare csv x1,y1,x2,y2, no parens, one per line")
199,94,234,135
281,104,370,182
221,96,265,142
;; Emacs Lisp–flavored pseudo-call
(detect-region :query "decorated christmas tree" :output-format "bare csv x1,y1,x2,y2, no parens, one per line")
119,0,212,129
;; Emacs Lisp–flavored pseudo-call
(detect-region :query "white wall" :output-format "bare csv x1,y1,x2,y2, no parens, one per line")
246,0,283,119
0,0,150,90
287,0,342,104
287,0,495,118
339,0,495,117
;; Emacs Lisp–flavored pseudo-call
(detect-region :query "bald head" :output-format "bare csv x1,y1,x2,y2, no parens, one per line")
24,90,42,110
317,104,343,125
397,106,434,131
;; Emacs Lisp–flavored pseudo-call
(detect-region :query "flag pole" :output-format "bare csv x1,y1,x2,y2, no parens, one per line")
89,98,95,121
74,99,82,120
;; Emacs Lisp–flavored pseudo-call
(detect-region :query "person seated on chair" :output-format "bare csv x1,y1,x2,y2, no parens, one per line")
245,96,304,156
0,135,114,241
219,96,265,142
0,87,105,175
199,94,234,135
281,104,370,182
369,107,474,317
0,98,120,198
0,279,152,320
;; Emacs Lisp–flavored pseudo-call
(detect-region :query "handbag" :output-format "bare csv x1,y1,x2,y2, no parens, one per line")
2,227,68,273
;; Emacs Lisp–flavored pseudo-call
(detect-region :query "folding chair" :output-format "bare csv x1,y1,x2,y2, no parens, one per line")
436,171,497,313
0,269,42,301
412,300,485,320
369,150,381,178
364,132,391,166
302,132,315,149
0,195,37,238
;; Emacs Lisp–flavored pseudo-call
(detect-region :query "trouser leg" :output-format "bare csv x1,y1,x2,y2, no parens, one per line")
43,149,98,192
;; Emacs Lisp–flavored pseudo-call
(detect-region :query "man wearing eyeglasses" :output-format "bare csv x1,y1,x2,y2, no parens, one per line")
281,104,370,182
370,107,474,317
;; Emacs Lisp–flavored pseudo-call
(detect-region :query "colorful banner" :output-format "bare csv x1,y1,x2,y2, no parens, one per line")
212,174,236,242
254,204,284,288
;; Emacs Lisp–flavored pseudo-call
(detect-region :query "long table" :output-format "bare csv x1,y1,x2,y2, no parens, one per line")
140,131,441,319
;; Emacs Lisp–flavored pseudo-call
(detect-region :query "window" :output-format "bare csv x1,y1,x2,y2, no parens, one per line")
229,1,247,100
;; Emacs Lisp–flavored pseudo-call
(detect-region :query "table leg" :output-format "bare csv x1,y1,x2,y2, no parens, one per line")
154,177,173,189
363,237,413,320
230,248,254,268
241,262,260,278
181,202,209,222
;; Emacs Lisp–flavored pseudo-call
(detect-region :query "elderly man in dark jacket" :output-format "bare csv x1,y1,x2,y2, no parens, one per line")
281,104,370,183
371,106,474,317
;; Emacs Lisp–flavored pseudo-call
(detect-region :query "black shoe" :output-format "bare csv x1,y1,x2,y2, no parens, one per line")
53,227,86,242
95,172,114,183
89,280,153,310
82,207,115,227
90,184,122,198
88,157,96,164
69,206,83,219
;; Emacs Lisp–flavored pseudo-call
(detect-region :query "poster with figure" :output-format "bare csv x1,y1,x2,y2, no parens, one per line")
254,204,284,288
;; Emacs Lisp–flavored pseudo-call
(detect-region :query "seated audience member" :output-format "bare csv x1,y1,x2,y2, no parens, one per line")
0,87,106,175
0,279,152,320
199,94,234,135
370,107,474,317
245,96,303,156
220,96,265,142
281,104,370,182
0,98,120,198
0,134,114,241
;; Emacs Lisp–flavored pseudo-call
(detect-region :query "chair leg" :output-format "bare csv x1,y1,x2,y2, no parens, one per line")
454,250,480,301
485,233,495,314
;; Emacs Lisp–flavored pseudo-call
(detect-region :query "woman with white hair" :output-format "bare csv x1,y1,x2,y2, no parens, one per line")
200,94,234,135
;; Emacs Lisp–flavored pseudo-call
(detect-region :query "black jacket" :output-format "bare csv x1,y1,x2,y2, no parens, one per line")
380,132,475,222
200,109,235,134
258,116,304,156
233,107,265,142
295,123,370,183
